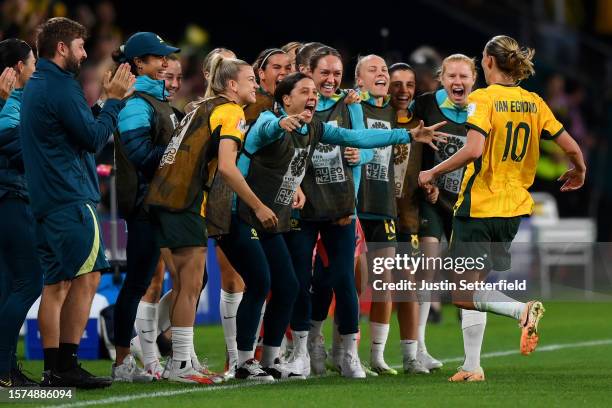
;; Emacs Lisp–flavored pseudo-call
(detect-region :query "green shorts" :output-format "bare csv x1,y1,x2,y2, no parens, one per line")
419,201,453,242
360,219,397,247
153,193,208,249
36,202,110,285
449,216,522,272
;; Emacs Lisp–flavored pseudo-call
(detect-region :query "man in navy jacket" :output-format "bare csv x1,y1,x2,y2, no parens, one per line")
20,17,134,389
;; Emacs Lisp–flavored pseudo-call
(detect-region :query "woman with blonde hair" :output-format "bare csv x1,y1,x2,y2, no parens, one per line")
419,35,585,382
146,53,276,383
413,53,478,373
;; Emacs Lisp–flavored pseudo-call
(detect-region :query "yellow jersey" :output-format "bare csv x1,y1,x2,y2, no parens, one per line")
454,84,564,218
201,102,248,216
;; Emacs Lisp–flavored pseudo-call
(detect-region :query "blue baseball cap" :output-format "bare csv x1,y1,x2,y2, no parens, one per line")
124,32,180,59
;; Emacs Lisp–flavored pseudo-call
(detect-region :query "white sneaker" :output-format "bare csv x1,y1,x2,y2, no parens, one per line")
325,347,343,373
403,357,430,374
191,356,224,384
341,352,366,379
235,359,275,382
145,359,164,380
223,366,235,381
112,355,155,383
263,358,306,380
417,350,443,371
167,360,215,384
283,353,311,378
308,336,327,376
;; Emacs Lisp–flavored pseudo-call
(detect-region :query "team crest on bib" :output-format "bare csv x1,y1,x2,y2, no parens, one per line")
315,143,336,153
393,144,409,165
291,150,309,177
438,135,465,161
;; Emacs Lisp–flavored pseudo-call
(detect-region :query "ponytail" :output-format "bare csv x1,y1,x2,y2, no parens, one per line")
111,45,138,74
204,54,250,98
485,35,535,83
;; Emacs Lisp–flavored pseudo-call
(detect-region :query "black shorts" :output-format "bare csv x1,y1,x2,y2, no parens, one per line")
449,216,522,272
360,219,397,248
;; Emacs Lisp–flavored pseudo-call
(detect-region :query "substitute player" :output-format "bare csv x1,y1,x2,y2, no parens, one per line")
419,35,586,382
413,53,477,371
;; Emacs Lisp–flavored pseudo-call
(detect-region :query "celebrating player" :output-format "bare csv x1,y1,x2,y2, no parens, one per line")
419,35,586,382
112,32,180,382
414,53,478,371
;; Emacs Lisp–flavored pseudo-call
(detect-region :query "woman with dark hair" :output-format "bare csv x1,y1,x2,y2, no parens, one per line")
111,31,180,383
264,71,446,378
0,38,40,387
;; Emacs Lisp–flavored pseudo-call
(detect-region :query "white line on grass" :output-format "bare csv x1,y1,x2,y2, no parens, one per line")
46,338,612,408
390,338,612,368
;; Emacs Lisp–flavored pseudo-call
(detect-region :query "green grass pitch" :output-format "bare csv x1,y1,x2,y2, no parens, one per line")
13,302,612,407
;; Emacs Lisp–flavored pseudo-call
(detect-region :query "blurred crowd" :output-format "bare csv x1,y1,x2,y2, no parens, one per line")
2,0,611,238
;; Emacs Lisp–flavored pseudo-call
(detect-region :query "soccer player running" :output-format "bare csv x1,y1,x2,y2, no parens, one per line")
419,35,586,382
21,17,134,388
0,38,40,387
111,32,180,382
413,54,478,371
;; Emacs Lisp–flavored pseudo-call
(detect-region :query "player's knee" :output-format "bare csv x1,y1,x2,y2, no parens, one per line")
249,274,271,299
282,276,299,302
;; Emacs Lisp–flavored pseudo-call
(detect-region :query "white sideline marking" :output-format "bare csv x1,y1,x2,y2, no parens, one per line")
46,339,612,408
390,338,612,368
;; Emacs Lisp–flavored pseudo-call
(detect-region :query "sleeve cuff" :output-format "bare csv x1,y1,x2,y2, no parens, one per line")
102,98,123,113
466,123,489,138
541,127,564,140
220,135,243,148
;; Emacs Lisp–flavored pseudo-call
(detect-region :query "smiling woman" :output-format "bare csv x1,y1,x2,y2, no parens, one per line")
111,31,181,383
146,54,282,383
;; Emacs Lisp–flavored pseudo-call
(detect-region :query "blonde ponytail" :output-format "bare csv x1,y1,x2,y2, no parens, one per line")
485,35,535,82
204,54,250,99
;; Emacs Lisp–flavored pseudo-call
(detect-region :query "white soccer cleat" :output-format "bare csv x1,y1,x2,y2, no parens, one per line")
417,350,443,371
167,360,215,385
145,359,164,380
308,335,328,376
111,355,155,383
235,359,275,382
341,352,366,379
403,357,430,374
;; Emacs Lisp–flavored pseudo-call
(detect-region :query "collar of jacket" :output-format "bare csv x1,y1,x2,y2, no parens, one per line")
316,89,347,112
36,58,75,78
9,88,24,101
134,75,167,101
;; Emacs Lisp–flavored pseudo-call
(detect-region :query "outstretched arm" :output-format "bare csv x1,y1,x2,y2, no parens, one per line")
418,129,484,187
554,130,586,191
